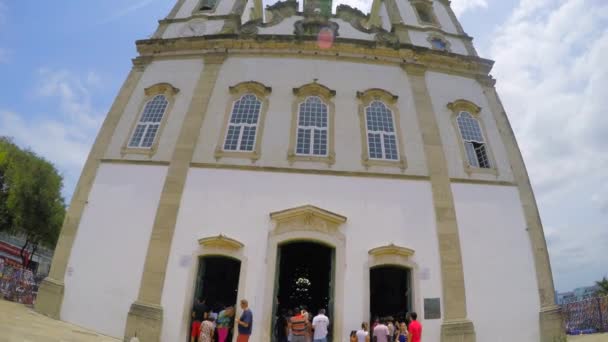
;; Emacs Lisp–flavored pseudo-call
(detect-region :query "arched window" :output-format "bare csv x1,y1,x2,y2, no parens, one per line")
198,0,218,11
223,94,262,152
215,82,271,161
288,83,336,165
296,96,328,156
128,95,169,148
456,111,491,168
365,100,399,161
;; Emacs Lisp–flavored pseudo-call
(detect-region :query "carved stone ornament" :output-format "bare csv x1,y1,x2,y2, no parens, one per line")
368,243,415,258
198,234,244,250
374,31,399,46
270,205,347,235
239,19,261,37
294,18,339,37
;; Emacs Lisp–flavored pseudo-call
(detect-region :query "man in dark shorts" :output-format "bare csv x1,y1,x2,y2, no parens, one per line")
191,298,209,342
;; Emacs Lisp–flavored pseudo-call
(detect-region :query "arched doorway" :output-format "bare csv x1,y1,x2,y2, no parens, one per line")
190,256,241,342
369,265,412,321
273,241,335,341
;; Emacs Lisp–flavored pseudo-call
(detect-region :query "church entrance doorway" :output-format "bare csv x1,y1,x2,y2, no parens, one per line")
369,266,412,322
272,241,334,341
191,256,241,341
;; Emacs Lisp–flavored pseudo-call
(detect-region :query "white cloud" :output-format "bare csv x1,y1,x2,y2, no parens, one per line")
489,0,608,290
451,0,488,17
0,69,105,199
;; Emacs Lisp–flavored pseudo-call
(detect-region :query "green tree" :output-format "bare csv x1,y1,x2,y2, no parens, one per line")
0,137,66,268
596,276,608,296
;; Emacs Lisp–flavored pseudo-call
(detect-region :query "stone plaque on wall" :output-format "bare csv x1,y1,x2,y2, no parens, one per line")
424,298,441,319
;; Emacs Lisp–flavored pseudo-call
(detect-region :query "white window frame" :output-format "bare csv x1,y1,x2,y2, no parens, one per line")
365,101,400,161
295,96,329,157
456,111,491,168
128,94,168,149
222,93,262,152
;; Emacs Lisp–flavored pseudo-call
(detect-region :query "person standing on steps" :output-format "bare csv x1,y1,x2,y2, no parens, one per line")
407,312,422,342
236,299,253,342
312,309,330,342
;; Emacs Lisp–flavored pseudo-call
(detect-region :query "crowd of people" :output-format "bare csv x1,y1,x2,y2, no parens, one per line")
191,298,422,342
190,298,253,342
274,306,422,342
275,306,331,342
350,313,422,342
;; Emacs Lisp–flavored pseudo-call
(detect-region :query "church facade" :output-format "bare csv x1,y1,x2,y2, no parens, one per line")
35,0,564,341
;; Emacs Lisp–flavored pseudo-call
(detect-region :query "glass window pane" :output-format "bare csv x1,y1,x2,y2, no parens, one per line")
457,112,484,142
224,125,241,151
383,135,399,160
230,94,261,125
296,128,311,154
366,101,395,132
464,142,479,167
141,124,159,148
240,126,257,151
129,124,147,147
140,95,168,123
313,129,327,156
474,142,491,168
368,133,383,159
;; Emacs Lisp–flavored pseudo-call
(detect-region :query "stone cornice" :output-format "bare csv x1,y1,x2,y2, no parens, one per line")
392,23,473,41
135,36,494,77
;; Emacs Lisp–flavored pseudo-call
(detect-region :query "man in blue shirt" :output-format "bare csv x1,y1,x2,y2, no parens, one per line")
236,299,253,342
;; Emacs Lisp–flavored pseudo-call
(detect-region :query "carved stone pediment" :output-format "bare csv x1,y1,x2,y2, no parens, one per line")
198,234,244,250
270,205,347,235
369,243,415,258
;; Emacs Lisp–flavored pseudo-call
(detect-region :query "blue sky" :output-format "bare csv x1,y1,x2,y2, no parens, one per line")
0,0,606,293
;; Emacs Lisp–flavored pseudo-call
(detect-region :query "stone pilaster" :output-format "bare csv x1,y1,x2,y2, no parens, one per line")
35,64,146,319
124,54,226,342
403,64,475,341
478,76,565,341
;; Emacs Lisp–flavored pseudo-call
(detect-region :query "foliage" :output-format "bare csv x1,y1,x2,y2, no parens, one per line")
596,276,608,297
0,137,66,267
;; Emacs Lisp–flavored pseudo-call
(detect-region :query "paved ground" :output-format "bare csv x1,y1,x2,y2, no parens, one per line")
1,299,607,341
0,299,120,342
568,333,608,341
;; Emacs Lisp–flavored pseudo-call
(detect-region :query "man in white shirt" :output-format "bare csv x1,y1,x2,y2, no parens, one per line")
312,309,330,342
372,319,390,342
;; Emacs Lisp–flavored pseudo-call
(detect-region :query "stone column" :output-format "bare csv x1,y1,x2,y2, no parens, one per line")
124,54,226,342
35,60,147,319
478,76,565,341
403,64,476,342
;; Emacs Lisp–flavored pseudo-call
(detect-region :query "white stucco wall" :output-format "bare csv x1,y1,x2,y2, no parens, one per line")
161,168,443,342
452,183,540,342
105,59,204,162
408,30,468,55
432,1,458,34
379,2,391,31
61,163,168,338
193,56,428,177
425,71,514,183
